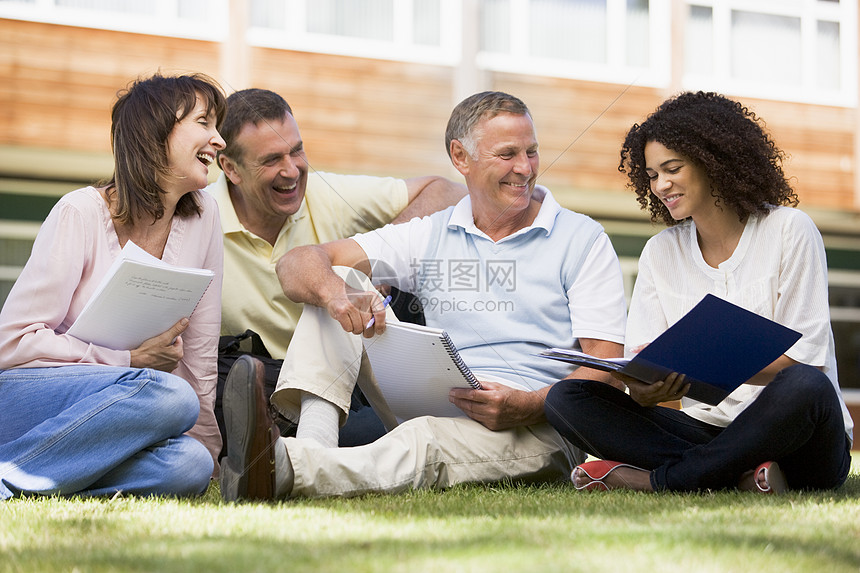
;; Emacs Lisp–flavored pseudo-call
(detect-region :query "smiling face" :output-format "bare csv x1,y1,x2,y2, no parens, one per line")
644,140,713,222
164,94,225,196
219,113,309,229
452,111,539,223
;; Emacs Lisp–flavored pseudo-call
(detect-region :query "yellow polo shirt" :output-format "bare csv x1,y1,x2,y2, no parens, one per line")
208,172,408,359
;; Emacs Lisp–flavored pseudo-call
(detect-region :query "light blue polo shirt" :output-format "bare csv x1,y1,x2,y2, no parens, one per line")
354,189,627,390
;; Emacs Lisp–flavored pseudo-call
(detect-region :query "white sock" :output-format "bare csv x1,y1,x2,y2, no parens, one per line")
273,438,294,498
296,392,339,448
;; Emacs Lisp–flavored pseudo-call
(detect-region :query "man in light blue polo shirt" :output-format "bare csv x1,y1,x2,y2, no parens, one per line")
220,91,628,500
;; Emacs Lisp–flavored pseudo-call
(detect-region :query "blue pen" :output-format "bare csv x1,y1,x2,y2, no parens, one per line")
365,294,392,329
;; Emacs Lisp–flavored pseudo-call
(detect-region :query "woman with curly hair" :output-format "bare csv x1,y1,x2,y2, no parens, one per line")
544,91,853,493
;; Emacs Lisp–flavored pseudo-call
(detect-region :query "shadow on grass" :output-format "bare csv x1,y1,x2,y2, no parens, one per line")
250,468,860,518
5,498,858,573
6,488,859,573
3,467,859,573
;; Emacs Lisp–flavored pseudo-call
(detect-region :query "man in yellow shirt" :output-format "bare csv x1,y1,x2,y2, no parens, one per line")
208,88,465,460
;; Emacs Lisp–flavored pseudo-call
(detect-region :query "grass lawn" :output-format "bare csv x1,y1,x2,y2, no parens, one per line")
2,454,858,573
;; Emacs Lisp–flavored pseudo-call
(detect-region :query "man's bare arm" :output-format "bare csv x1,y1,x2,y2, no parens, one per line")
449,381,550,431
276,239,388,335
564,338,625,390
448,338,623,431
276,241,351,306
392,176,467,224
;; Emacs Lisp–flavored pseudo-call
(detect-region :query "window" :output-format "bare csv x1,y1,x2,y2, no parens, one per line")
249,0,458,66
307,0,395,41
0,0,226,40
478,0,669,86
529,0,608,64
2,0,855,106
684,0,857,106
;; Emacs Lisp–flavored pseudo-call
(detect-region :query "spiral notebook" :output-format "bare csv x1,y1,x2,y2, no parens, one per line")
361,322,482,423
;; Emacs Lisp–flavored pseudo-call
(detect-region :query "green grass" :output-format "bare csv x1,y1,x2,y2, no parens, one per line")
2,456,859,573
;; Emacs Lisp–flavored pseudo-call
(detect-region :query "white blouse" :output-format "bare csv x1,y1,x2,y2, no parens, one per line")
626,206,853,444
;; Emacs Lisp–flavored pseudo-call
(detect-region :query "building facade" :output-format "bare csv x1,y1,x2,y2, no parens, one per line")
1,0,858,402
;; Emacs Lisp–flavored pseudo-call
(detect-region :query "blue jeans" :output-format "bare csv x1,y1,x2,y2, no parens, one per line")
545,364,851,491
0,365,213,500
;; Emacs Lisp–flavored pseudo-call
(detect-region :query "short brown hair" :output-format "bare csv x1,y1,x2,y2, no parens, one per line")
217,88,294,165
445,91,531,159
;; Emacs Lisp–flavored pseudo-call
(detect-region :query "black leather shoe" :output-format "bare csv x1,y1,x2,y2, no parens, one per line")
220,355,279,501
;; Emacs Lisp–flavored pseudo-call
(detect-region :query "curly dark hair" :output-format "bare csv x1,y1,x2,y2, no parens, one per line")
618,91,798,226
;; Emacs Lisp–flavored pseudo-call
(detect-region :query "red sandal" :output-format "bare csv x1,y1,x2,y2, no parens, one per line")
752,461,788,494
571,460,647,492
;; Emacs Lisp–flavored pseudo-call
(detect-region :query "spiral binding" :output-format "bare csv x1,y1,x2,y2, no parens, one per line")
440,331,481,389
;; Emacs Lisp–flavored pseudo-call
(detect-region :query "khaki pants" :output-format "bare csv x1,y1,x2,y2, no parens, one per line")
270,267,583,498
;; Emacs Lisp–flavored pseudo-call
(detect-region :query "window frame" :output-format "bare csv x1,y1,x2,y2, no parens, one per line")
0,0,856,107
476,0,673,88
246,0,463,66
683,0,858,107
0,0,228,41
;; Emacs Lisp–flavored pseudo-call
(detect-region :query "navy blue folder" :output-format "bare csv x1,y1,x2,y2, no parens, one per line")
540,294,802,405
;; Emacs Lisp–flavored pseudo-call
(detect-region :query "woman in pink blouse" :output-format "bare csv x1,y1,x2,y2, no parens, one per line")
0,73,225,499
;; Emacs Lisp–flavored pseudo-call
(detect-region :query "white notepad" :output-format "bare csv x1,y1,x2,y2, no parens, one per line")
362,322,481,421
361,322,484,422
67,241,214,351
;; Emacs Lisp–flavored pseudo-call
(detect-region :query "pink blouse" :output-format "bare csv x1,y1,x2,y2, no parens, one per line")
0,186,224,466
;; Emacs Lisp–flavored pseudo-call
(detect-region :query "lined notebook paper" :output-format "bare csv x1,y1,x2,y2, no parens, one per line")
67,241,214,351
362,322,482,422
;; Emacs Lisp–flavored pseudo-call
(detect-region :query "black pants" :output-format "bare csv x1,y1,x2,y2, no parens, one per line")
545,364,851,491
